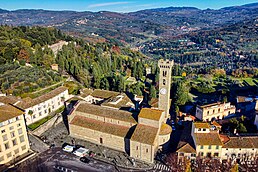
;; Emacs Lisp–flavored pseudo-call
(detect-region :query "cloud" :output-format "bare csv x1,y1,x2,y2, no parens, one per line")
88,2,132,8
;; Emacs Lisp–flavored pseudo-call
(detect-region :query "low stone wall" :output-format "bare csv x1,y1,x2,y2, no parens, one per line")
31,113,63,136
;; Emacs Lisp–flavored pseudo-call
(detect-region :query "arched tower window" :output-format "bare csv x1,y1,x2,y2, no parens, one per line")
163,71,167,77
163,79,166,85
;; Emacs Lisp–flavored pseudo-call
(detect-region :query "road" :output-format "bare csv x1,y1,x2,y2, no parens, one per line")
14,148,118,172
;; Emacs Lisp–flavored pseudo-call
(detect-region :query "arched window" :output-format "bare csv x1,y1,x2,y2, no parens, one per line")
163,79,166,85
163,71,167,77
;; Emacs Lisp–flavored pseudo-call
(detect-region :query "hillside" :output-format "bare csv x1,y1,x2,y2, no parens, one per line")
0,3,258,45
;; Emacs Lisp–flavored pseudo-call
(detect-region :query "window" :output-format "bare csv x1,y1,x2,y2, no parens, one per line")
213,110,215,114
44,110,47,114
200,145,203,149
163,79,166,85
203,129,206,131
4,142,9,150
191,154,196,157
21,145,26,151
207,111,209,115
18,128,23,135
39,112,42,116
100,138,103,144
216,145,219,149
239,149,241,150
14,149,19,154
7,152,12,158
200,152,204,156
1,129,5,133
163,71,167,77
33,115,36,119
12,139,17,146
9,126,14,130
218,108,220,112
17,123,21,127
179,153,184,156
16,116,20,121
208,145,211,149
19,135,25,143
11,131,15,138
136,146,138,150
3,135,8,141
214,153,219,157
198,128,201,131
146,149,148,153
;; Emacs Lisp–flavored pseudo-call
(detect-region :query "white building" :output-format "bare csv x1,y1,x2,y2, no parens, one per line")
196,102,236,121
221,136,258,162
16,86,69,125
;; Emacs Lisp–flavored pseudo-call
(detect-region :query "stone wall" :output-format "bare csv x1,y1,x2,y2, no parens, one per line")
70,125,126,152
130,141,154,163
31,113,63,136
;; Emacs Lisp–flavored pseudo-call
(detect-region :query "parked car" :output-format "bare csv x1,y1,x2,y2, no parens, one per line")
62,145,74,153
88,151,96,157
80,157,90,163
73,147,89,157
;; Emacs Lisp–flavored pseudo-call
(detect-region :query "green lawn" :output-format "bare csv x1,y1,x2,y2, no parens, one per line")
230,77,258,86
28,106,65,130
28,115,53,130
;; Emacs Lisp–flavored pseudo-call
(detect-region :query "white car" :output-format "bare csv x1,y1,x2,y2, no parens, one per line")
73,147,89,157
62,145,74,152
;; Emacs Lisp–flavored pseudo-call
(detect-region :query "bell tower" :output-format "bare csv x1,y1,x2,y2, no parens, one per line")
158,59,173,119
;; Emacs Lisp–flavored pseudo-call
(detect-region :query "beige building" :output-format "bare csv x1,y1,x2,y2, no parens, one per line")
196,102,236,121
16,86,69,125
0,105,30,165
221,136,258,162
69,102,172,163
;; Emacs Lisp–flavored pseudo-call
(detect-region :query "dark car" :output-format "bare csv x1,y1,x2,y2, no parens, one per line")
80,157,90,163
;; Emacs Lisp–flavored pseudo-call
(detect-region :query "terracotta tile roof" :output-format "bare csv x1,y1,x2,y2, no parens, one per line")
101,93,133,109
219,134,230,144
223,136,258,148
159,123,172,135
131,124,158,145
80,88,93,98
91,89,120,99
17,86,68,109
0,96,20,105
212,121,221,127
194,122,210,129
75,102,136,124
0,105,24,122
70,115,131,137
199,102,223,109
177,142,196,153
149,98,158,108
138,108,163,121
177,121,196,151
195,133,223,146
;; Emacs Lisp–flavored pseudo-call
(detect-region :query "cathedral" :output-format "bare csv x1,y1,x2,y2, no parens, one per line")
68,59,174,163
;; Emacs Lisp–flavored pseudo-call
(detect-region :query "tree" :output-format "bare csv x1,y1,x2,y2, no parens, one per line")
173,81,192,106
149,85,157,98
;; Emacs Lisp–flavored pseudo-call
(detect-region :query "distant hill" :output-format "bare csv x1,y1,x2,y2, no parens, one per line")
0,3,257,45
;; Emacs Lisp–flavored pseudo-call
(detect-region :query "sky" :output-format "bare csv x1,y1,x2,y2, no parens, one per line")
1,0,258,12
